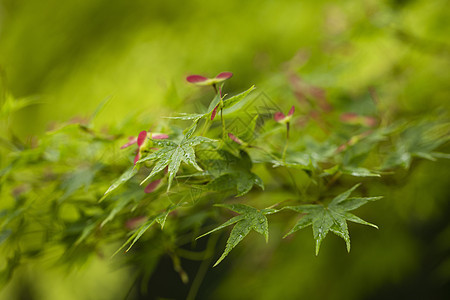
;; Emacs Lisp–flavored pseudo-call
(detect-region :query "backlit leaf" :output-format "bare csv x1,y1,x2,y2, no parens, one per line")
101,166,140,202
140,129,216,191
222,85,256,110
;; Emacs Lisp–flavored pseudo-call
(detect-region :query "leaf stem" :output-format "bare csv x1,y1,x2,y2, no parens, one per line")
251,145,281,162
220,106,226,140
282,122,290,163
186,234,219,300
201,118,210,136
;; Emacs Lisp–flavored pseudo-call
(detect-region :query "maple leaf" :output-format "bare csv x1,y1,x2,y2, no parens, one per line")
100,165,140,202
167,85,256,122
113,204,179,256
197,204,278,266
382,121,450,169
139,124,217,191
284,184,381,255
204,150,264,197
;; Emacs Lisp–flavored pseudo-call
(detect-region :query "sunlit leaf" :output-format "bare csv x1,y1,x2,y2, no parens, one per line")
100,165,140,202
222,85,256,110
140,129,217,191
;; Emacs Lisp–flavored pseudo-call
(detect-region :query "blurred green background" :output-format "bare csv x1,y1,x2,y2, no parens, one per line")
1,0,449,299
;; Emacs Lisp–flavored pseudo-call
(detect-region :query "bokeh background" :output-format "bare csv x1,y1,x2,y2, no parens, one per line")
1,0,449,299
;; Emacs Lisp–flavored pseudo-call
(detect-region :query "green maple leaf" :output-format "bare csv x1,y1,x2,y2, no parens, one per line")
221,85,256,110
205,150,264,196
197,204,277,266
112,204,178,256
166,85,255,122
382,121,450,169
284,184,381,255
139,124,216,191
100,165,140,202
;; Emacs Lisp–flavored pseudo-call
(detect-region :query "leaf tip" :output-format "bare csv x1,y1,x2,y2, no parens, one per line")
315,239,322,256
212,256,225,267
353,183,362,189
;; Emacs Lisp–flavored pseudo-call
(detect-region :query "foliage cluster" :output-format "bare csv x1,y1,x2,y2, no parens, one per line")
1,70,448,293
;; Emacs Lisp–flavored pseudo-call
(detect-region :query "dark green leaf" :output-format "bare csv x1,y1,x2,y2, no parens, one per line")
197,204,276,266
113,216,158,256
284,184,380,255
113,204,179,256
204,150,263,196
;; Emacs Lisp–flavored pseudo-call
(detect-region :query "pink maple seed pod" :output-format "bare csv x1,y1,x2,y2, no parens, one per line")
288,105,295,117
134,152,141,165
151,133,169,139
340,113,359,123
274,112,286,122
121,137,138,149
144,179,161,193
187,72,233,87
363,117,377,127
336,143,348,153
125,216,147,230
340,113,377,127
211,105,218,121
215,72,233,80
186,75,208,84
137,131,148,147
228,133,243,145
